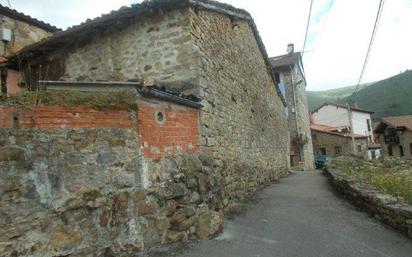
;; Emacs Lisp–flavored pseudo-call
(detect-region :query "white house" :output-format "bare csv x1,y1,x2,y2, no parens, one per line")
311,102,381,159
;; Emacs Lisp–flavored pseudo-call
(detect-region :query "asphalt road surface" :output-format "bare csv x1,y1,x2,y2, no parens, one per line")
157,170,412,257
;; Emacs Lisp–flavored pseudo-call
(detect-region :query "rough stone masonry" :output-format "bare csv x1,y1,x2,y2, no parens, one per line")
1,0,290,256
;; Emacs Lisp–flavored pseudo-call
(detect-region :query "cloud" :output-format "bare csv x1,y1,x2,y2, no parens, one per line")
1,0,411,91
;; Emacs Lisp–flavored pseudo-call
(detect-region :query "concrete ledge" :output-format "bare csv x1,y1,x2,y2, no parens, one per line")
323,168,412,238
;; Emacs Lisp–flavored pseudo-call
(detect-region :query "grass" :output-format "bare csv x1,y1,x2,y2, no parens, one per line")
335,157,412,205
0,90,137,111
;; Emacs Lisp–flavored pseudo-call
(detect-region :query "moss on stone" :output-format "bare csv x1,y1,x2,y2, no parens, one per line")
0,90,138,111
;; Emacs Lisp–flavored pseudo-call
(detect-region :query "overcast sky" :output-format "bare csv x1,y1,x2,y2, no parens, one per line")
1,0,411,91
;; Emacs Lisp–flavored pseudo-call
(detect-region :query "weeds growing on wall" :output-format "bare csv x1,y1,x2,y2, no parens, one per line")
335,157,412,205
0,90,138,111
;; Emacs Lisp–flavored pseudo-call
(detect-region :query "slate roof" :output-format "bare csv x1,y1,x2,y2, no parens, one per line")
374,115,412,133
8,0,287,107
0,4,60,32
269,52,301,69
312,102,374,114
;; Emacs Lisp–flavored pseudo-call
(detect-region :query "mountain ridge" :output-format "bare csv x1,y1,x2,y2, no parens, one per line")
307,70,412,120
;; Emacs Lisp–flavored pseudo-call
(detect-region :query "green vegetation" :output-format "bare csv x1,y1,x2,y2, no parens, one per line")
0,90,137,111
308,70,412,120
335,157,412,205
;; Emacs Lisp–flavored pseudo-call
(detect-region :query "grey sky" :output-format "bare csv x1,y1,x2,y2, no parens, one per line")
1,0,411,91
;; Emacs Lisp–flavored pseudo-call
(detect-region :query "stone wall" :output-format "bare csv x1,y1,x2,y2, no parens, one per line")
0,104,230,257
57,8,199,96
0,16,53,56
0,128,142,257
324,168,412,237
191,9,289,176
311,130,367,157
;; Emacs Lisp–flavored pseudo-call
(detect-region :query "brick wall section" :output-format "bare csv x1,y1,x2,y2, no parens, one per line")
0,106,133,129
138,104,199,159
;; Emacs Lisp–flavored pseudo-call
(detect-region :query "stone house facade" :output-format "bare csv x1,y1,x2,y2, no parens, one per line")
374,115,412,158
10,0,289,173
311,102,380,159
270,47,314,170
0,4,59,95
1,0,289,256
311,123,368,158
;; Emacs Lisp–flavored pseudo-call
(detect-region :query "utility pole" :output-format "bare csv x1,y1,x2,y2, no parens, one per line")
347,103,357,155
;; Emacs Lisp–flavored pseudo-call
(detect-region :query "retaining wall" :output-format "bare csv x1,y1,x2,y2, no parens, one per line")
324,168,412,237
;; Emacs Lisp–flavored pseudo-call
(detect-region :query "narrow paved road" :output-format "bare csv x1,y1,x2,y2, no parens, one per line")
161,170,412,257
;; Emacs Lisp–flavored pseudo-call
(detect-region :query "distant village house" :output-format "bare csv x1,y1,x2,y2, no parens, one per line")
374,115,412,158
311,102,380,159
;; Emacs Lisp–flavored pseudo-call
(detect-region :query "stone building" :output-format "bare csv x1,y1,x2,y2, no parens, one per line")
374,115,412,158
0,4,59,95
270,45,314,170
311,123,368,158
9,0,289,171
311,102,380,159
1,0,289,256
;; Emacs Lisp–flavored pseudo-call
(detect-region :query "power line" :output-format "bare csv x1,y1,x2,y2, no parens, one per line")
302,0,314,56
349,0,385,101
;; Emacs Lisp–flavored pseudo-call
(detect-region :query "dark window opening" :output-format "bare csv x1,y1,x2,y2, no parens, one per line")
367,119,371,132
400,145,404,157
319,148,327,155
388,145,393,156
410,143,412,155
371,150,376,160
274,72,280,84
1,71,7,96
357,145,362,153
334,146,342,155
156,111,165,123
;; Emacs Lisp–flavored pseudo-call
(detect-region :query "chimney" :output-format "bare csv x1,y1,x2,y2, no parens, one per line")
287,43,294,54
351,101,359,109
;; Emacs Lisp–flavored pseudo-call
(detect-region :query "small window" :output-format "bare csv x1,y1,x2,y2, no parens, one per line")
366,119,371,132
400,145,404,157
319,148,327,155
410,143,412,155
388,145,393,156
274,72,280,84
357,145,362,153
371,150,376,160
334,146,342,155
155,111,166,124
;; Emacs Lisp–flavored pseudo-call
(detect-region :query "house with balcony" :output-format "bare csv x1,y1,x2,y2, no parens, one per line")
374,115,412,158
311,102,380,159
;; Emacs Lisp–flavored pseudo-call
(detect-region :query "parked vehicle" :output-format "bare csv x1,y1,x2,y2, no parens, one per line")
315,155,332,169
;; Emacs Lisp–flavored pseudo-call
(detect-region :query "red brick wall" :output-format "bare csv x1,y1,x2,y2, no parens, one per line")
6,69,22,95
0,104,200,159
138,104,200,159
0,106,133,129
